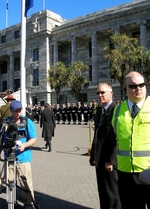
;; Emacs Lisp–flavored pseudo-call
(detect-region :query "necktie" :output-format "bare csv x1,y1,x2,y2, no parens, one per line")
99,107,105,123
131,104,139,118
101,107,105,116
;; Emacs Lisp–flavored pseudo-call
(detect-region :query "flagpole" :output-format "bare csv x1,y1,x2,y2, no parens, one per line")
43,0,45,10
6,0,8,28
20,0,26,116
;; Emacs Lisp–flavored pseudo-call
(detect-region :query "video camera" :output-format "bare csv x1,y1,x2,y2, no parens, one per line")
1,118,27,156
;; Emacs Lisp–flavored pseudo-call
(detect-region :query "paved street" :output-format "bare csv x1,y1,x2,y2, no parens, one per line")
0,122,100,209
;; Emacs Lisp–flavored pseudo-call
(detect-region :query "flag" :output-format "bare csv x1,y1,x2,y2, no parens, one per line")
25,0,33,16
6,0,8,10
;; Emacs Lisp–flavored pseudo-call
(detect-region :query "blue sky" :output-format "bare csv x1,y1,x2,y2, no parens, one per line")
0,0,133,30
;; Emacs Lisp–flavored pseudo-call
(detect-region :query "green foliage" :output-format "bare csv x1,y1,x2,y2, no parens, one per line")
68,61,89,101
104,34,144,81
103,33,144,100
47,62,70,96
142,50,150,82
47,61,89,102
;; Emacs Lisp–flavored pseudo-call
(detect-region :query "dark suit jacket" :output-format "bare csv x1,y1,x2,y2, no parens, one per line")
90,102,117,168
40,108,56,138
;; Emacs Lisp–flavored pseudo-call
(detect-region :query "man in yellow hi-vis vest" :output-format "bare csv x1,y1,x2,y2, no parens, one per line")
106,71,150,209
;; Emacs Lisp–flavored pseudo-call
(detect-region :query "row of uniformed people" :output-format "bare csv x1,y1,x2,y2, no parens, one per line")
51,101,98,125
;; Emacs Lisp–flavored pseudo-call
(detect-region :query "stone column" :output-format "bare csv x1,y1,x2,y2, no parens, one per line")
9,53,14,90
54,42,58,65
92,32,98,85
140,21,147,48
71,37,76,64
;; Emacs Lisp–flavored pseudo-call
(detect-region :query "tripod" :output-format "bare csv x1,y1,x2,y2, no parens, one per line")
0,152,40,209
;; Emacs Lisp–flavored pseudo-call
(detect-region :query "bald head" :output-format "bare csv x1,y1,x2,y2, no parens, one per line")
124,71,146,103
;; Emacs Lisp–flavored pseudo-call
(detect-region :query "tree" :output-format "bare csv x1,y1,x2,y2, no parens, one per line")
103,33,144,100
68,61,89,101
142,50,150,83
47,62,70,103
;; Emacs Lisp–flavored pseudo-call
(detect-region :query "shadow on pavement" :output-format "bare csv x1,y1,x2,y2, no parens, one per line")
32,146,89,156
1,190,93,209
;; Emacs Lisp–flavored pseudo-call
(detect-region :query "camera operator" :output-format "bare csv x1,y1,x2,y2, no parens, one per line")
0,100,36,209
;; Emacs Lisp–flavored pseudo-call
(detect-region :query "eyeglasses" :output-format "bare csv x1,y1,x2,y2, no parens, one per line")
96,91,111,95
128,83,145,89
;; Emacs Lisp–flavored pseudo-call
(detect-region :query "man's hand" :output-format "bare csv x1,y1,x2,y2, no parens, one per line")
18,144,25,152
89,158,95,166
105,162,113,171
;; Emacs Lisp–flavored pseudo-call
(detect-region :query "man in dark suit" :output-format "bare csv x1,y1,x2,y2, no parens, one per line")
40,103,56,152
89,82,121,209
77,101,83,125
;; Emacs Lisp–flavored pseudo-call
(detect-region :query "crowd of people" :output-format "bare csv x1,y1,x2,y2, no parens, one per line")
1,71,150,209
25,100,99,125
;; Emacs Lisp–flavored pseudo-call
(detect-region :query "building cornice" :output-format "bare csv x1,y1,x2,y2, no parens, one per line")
51,0,150,34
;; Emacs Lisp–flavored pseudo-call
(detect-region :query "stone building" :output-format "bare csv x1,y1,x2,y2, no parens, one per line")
0,0,150,106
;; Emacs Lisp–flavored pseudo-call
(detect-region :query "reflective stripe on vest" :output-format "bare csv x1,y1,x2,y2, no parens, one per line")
117,149,150,157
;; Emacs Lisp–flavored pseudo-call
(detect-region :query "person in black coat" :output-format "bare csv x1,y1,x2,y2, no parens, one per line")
83,102,89,125
40,103,56,152
89,82,121,209
77,101,83,124
56,104,61,124
26,104,34,121
33,105,41,123
71,103,77,124
61,103,67,124
66,103,72,124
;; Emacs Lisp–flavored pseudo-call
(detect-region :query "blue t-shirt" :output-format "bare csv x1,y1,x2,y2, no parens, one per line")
3,116,36,163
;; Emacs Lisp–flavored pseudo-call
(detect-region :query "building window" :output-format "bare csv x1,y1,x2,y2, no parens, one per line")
33,48,39,61
14,79,20,91
33,68,39,86
51,45,54,65
14,58,20,71
132,31,140,44
14,30,20,39
2,80,7,91
0,61,7,74
89,65,92,82
69,45,71,63
89,42,92,57
1,35,6,43
132,32,140,39
58,45,61,61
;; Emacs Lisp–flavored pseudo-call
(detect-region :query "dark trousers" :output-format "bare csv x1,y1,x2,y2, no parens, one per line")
72,113,76,122
62,114,66,122
67,113,71,122
83,114,88,122
77,114,82,122
45,137,52,150
96,166,121,209
118,170,150,209
56,114,60,122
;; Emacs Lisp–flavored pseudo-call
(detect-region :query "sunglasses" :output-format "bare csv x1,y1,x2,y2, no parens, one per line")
128,83,145,89
96,91,111,95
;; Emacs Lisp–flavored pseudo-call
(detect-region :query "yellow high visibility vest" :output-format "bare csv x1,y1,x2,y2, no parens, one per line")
112,96,150,172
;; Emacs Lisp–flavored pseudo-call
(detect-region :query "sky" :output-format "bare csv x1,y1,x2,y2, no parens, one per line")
0,0,133,30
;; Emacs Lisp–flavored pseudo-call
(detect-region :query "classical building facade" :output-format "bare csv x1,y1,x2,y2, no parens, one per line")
0,0,150,105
